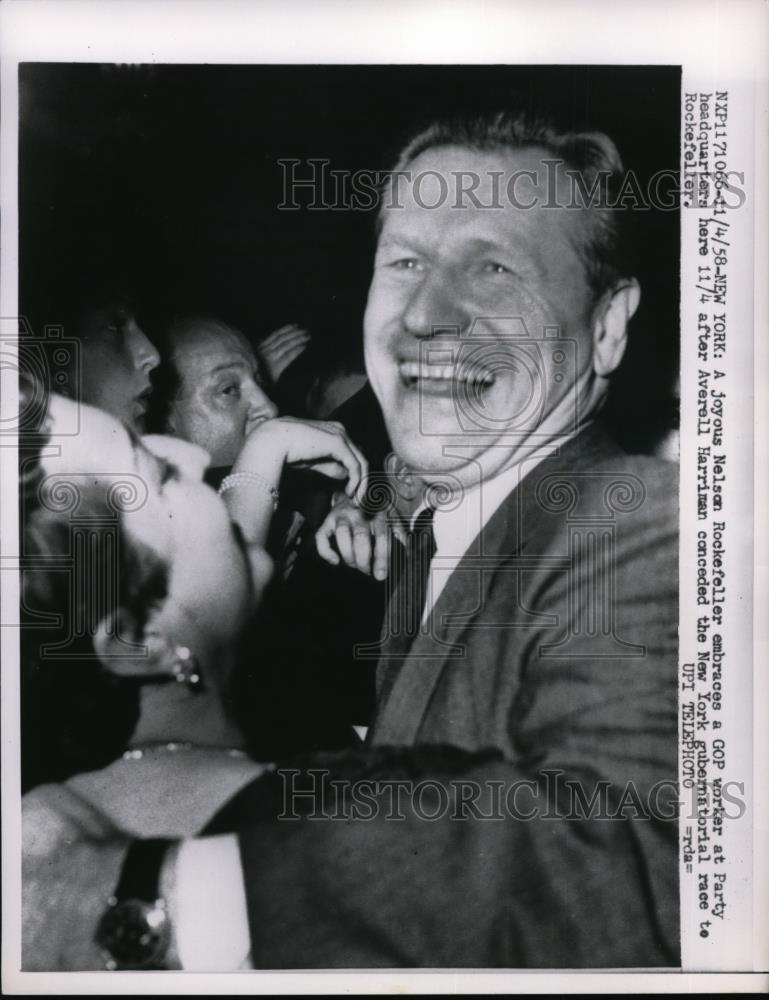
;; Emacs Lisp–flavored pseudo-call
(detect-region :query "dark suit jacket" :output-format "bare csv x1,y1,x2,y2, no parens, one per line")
217,423,679,968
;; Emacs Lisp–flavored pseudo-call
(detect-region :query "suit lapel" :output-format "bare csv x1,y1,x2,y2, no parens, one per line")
368,481,519,745
369,423,620,746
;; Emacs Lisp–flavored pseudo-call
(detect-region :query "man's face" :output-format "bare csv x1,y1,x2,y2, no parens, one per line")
364,145,603,486
166,324,277,467
78,305,160,433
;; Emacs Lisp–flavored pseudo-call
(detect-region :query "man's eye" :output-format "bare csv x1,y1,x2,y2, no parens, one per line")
483,262,511,275
390,258,421,271
221,383,240,398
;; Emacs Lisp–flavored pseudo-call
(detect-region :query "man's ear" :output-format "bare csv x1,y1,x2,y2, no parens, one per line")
92,607,154,677
591,278,641,378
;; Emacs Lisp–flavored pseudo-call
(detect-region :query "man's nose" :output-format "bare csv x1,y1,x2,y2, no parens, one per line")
132,326,161,373
402,272,467,339
246,381,278,420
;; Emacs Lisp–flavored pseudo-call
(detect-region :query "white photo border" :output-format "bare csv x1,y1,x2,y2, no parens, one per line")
1,0,767,994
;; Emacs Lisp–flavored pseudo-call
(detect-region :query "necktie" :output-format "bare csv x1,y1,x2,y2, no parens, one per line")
369,507,436,733
383,505,436,651
403,505,437,636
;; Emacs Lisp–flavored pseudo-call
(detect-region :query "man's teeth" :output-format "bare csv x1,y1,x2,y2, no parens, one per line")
399,361,495,385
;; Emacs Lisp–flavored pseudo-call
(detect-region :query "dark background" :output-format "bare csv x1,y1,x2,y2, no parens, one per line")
19,63,680,450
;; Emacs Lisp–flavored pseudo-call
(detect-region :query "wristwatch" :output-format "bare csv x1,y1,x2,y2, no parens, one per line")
95,838,174,970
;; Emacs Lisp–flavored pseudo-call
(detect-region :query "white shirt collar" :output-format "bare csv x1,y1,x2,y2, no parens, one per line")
411,432,576,559
411,431,578,622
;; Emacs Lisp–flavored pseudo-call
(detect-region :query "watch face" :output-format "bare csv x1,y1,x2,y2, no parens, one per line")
95,898,170,970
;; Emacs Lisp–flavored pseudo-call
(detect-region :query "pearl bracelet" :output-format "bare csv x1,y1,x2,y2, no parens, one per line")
218,472,280,511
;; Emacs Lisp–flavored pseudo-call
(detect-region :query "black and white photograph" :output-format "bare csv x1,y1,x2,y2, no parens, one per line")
1,1,766,994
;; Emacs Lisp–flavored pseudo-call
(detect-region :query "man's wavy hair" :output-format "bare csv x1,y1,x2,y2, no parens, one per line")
383,109,631,300
19,374,168,790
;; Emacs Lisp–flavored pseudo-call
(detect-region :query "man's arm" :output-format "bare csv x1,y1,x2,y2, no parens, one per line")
224,748,677,967
22,788,129,970
217,477,679,968
26,466,678,970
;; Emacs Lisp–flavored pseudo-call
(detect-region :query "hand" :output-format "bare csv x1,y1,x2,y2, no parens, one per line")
316,493,405,580
256,323,310,383
236,418,368,499
22,788,130,970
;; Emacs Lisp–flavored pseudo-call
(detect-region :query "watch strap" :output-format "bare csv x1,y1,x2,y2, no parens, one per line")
95,838,175,970
112,838,173,903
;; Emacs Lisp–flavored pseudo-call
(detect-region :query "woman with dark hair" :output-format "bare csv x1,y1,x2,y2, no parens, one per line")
21,383,368,967
17,362,373,968
19,388,266,967
44,290,162,433
20,387,270,792
20,379,366,809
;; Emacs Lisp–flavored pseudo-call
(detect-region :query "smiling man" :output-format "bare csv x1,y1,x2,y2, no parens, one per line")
366,121,639,486
29,110,680,971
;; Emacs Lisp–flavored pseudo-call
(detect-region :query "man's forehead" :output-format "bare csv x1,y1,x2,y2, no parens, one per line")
392,143,571,202
379,144,586,255
172,327,255,367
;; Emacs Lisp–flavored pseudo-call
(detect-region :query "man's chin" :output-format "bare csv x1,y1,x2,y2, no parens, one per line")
390,431,488,480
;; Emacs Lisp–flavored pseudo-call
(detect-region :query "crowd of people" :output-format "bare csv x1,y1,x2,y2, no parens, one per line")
19,107,679,970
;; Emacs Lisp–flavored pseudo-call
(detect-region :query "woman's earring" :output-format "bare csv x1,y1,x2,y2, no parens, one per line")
169,644,206,694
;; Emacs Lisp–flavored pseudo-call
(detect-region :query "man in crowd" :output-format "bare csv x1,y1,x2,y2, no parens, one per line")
32,109,680,970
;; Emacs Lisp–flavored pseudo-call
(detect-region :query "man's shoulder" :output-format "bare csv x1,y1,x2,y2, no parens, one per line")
524,426,678,527
589,450,678,517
